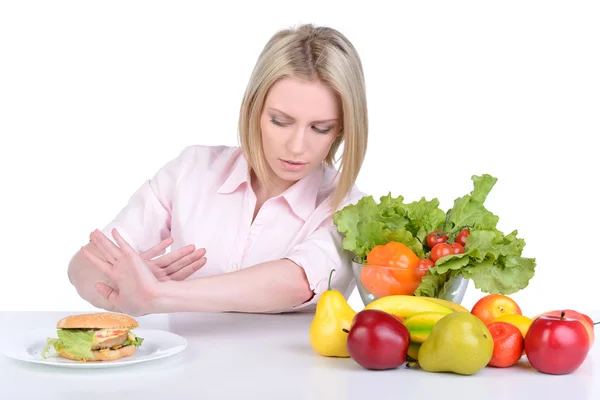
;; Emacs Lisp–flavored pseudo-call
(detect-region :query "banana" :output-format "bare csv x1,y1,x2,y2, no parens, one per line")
404,311,449,343
420,297,469,313
364,295,453,319
407,341,421,361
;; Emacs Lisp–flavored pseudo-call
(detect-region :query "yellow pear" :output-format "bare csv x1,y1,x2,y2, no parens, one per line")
309,269,356,357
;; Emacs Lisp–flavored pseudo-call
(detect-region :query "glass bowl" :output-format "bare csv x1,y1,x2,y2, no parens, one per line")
351,257,469,307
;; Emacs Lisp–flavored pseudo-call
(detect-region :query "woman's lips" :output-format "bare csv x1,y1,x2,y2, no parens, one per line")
280,159,307,171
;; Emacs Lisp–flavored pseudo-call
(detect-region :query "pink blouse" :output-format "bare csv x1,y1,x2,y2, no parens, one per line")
101,145,366,312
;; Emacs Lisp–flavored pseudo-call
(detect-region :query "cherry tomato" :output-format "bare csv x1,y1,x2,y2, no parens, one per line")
430,243,452,263
450,243,464,254
415,258,434,279
455,229,470,247
426,230,448,248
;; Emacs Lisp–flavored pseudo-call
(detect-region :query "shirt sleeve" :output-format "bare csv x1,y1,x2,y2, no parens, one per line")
283,191,367,312
100,146,195,254
284,221,356,311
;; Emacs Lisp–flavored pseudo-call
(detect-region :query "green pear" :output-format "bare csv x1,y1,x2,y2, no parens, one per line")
417,312,494,375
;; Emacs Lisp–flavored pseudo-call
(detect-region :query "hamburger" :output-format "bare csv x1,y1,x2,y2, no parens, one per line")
41,312,144,362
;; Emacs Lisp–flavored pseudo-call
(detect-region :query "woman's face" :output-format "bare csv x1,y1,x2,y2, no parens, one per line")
260,77,341,191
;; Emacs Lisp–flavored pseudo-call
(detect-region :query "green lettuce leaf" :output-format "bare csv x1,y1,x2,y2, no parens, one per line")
56,329,95,360
41,338,63,359
123,336,144,347
445,174,500,233
333,193,445,261
394,197,447,243
413,271,450,297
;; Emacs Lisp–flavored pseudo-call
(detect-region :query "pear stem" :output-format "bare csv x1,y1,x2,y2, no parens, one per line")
328,269,336,290
406,361,419,369
342,328,349,334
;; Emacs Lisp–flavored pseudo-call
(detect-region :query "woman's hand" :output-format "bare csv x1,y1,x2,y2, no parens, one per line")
82,229,165,316
89,229,206,281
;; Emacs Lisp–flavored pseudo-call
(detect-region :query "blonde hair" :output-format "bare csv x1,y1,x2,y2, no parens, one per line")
238,24,368,212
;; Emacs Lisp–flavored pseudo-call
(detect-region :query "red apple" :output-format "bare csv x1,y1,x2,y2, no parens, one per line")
525,311,590,375
471,294,522,325
533,309,595,347
345,309,410,370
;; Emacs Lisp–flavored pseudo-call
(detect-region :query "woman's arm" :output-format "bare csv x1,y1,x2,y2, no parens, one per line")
83,218,355,316
151,259,315,314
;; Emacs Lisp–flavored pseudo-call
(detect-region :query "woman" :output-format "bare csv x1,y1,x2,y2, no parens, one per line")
68,24,369,316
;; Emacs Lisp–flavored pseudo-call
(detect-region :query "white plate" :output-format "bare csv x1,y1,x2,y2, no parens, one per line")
0,328,187,369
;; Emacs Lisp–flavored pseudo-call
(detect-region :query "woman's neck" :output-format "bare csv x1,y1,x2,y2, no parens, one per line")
251,170,293,204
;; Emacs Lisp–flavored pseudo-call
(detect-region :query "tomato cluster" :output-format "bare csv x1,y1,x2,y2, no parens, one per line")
425,228,470,263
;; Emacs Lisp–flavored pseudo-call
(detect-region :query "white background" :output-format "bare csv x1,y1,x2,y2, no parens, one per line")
1,1,598,318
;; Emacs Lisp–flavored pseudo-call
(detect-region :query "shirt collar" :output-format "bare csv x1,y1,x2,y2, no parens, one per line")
216,152,251,195
217,152,324,221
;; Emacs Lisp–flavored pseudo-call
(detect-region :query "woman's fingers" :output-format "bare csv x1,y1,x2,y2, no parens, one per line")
140,237,174,260
157,248,206,276
161,257,207,281
111,229,136,255
81,246,115,280
152,244,199,268
95,282,119,302
90,230,121,262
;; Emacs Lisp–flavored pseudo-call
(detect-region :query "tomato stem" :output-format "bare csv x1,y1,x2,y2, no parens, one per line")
448,224,472,237
328,269,336,290
443,212,451,231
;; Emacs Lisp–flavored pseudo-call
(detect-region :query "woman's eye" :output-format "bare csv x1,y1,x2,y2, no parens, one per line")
313,126,332,134
271,117,331,134
270,118,287,127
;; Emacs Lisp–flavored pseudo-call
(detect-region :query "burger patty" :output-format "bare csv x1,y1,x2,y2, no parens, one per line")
91,331,128,350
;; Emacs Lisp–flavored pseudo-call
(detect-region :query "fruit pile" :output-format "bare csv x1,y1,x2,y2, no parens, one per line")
309,272,597,376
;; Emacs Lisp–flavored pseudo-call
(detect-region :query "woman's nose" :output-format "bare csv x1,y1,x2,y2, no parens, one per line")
286,128,307,155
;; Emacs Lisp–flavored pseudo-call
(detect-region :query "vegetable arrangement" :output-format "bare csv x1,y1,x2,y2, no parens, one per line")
333,174,536,298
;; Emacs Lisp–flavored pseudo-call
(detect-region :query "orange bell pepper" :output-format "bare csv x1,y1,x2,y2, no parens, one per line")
366,241,420,269
361,242,422,298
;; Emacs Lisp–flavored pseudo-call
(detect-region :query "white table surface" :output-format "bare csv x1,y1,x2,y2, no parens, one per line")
0,310,598,400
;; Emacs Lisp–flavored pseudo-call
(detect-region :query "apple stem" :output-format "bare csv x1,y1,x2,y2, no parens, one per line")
328,269,336,291
560,311,566,320
594,321,599,325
